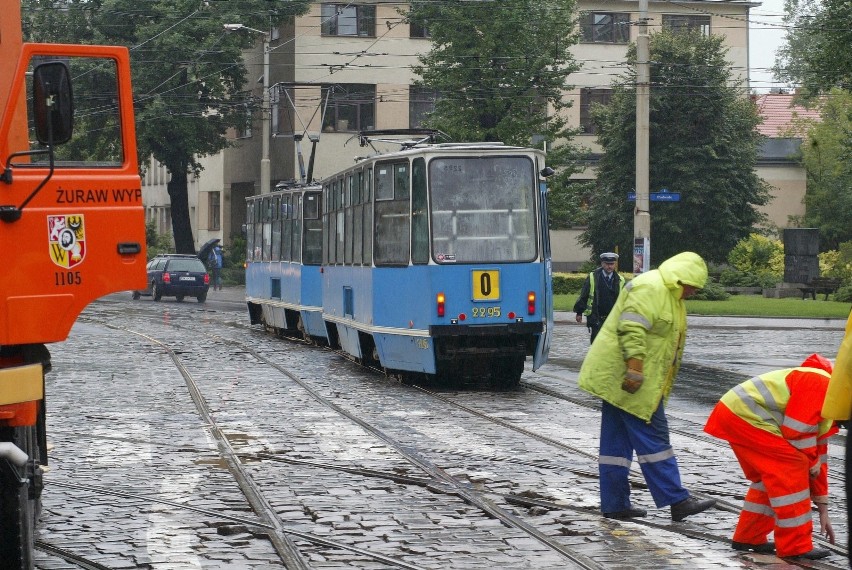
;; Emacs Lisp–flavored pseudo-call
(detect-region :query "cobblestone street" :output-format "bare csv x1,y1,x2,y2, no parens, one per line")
32,289,850,569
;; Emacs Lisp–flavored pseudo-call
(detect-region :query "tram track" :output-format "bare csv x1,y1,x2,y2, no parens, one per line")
147,311,851,545
80,315,607,569
192,320,846,564
69,305,849,567
205,327,606,570
34,540,115,570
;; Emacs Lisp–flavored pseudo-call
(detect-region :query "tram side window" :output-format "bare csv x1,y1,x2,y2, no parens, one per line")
324,178,345,265
303,193,323,265
322,185,329,265
281,194,292,262
374,160,411,266
293,193,303,264
345,174,354,264
246,201,255,262
271,196,282,261
336,179,345,265
254,198,263,261
411,158,429,264
352,170,364,265
262,197,272,262
326,180,335,264
363,168,373,265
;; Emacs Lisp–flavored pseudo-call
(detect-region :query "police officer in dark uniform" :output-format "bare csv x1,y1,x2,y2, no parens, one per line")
573,252,625,343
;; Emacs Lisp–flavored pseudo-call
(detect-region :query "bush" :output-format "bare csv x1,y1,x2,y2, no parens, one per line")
718,268,780,288
819,245,852,284
690,281,730,301
553,273,587,295
834,285,852,303
727,234,783,278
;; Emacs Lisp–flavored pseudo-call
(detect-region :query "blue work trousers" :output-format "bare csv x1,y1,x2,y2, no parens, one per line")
598,400,690,513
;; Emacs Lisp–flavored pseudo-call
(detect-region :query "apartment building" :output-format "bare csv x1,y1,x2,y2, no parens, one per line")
142,0,760,266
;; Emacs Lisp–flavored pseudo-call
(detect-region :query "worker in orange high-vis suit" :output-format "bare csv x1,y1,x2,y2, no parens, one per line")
704,354,837,560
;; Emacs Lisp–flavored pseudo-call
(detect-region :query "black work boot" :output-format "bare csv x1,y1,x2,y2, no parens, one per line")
671,496,716,521
732,541,775,553
784,547,831,560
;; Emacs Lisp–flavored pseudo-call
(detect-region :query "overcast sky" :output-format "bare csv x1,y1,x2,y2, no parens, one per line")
749,0,788,92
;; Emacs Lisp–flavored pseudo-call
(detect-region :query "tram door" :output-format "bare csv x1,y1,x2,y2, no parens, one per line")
533,179,553,370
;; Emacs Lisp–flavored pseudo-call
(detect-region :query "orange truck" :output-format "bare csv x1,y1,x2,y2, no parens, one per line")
0,7,146,567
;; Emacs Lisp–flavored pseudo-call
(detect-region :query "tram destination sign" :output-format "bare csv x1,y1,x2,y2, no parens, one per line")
627,190,681,202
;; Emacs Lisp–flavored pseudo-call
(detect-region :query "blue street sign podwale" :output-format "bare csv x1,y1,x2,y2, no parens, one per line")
627,191,681,202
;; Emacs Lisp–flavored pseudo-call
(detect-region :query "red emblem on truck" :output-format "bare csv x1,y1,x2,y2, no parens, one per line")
48,214,86,268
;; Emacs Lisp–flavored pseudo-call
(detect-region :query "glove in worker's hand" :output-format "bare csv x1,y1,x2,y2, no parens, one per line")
622,358,644,393
809,463,821,478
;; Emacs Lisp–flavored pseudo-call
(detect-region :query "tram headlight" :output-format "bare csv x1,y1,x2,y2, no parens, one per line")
436,292,445,317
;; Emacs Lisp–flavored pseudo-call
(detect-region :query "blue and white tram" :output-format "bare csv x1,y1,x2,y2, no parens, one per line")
245,182,328,342
320,141,554,386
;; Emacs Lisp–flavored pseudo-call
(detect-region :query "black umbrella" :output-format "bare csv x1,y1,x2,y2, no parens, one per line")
197,238,220,263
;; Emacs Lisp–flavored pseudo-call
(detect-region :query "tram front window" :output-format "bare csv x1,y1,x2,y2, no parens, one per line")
429,156,537,263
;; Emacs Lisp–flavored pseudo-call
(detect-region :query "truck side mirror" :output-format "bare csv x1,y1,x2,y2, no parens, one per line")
33,61,74,146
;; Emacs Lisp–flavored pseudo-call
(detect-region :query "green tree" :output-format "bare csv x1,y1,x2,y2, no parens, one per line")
581,30,770,265
406,0,586,179
775,0,852,96
786,90,852,249
22,0,310,253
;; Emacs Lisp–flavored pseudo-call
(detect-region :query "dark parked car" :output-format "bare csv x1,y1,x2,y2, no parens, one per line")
133,254,210,303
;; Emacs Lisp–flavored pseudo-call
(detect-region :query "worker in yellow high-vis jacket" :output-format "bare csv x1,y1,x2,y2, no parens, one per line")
821,311,852,566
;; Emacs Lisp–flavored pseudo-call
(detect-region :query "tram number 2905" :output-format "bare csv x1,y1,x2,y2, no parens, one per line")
471,306,501,318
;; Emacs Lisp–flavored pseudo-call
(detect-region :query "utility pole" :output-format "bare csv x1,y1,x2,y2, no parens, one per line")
260,33,271,194
224,23,271,195
634,0,651,273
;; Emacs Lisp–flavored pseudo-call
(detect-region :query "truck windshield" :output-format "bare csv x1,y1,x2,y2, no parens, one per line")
429,156,537,263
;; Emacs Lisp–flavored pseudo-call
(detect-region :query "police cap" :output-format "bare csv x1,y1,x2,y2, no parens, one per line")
600,252,619,263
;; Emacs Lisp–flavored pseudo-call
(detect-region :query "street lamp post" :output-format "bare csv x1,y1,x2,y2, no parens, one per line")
224,24,271,195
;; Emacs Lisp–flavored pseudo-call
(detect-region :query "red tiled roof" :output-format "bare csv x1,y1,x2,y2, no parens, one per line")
753,93,822,137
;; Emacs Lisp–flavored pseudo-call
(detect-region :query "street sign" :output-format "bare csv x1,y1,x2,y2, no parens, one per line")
652,192,680,202
627,191,681,202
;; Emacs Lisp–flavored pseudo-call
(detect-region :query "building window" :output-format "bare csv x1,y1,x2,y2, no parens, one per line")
209,192,221,231
410,20,430,38
409,86,437,128
322,84,375,133
321,4,376,37
236,99,252,139
580,88,612,134
662,14,711,35
580,12,630,44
